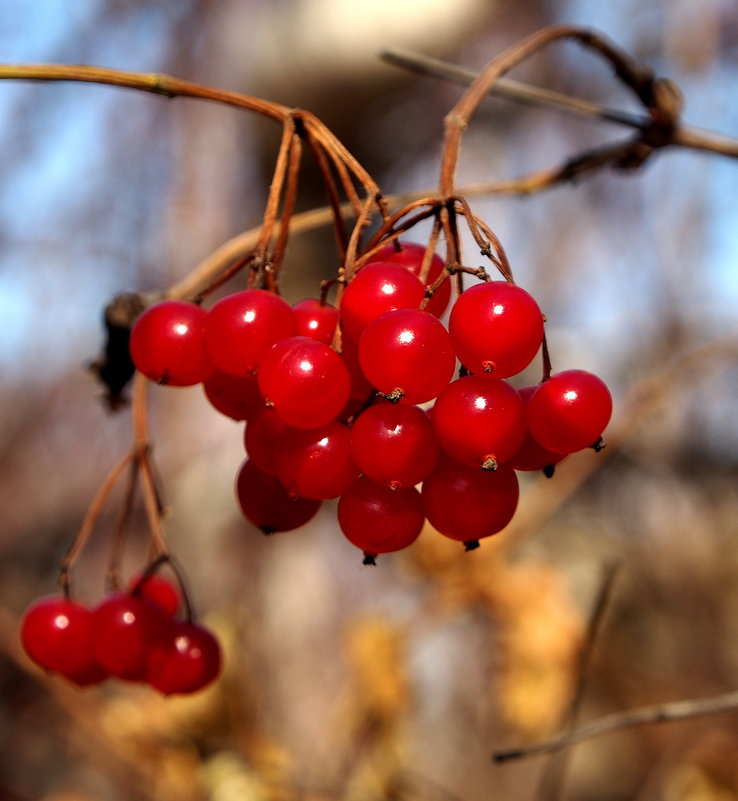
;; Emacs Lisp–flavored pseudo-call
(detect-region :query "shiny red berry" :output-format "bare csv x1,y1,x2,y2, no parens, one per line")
202,370,264,421
292,298,339,345
337,476,425,563
431,375,526,469
20,595,107,686
509,385,568,472
205,289,297,376
130,300,215,386
527,370,612,454
422,457,519,548
350,403,438,489
127,573,181,617
339,262,425,341
358,308,456,404
147,621,222,695
449,281,544,377
257,336,350,429
371,241,451,318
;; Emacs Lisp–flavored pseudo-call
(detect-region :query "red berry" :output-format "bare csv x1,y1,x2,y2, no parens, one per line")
243,406,291,476
147,621,222,695
448,281,544,377
275,421,359,500
257,336,350,429
339,262,425,341
202,370,264,421
205,289,297,376
340,334,375,401
527,370,612,454
91,592,171,681
371,241,451,318
422,457,519,548
337,476,425,563
127,573,181,617
358,308,456,404
292,298,339,345
508,386,567,472
235,458,321,534
20,595,107,686
431,375,526,469
130,300,215,386
350,403,438,489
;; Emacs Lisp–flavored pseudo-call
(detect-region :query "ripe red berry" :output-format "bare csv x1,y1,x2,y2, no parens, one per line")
371,241,451,318
350,403,438,489
202,370,264,421
509,385,568,472
358,308,456,404
205,289,297,376
275,421,359,500
448,281,544,377
431,375,526,469
337,475,425,563
130,300,215,386
147,621,222,695
292,298,339,345
243,406,291,476
422,457,519,549
127,573,181,617
91,592,171,681
257,336,350,429
527,370,613,454
340,334,375,401
235,458,321,534
339,262,425,341
20,595,107,686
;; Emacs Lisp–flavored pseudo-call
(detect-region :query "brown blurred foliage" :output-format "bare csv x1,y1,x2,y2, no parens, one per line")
1,2,738,801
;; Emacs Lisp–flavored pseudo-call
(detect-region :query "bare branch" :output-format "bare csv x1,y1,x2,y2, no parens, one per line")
493,688,738,764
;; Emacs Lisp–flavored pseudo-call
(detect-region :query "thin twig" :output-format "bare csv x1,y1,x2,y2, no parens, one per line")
493,688,738,763
535,562,620,800
381,48,738,160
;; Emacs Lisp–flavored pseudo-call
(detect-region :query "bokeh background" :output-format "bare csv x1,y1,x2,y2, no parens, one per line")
1,1,737,800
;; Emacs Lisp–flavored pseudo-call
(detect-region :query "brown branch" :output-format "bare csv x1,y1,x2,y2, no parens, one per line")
493,688,738,763
382,46,738,160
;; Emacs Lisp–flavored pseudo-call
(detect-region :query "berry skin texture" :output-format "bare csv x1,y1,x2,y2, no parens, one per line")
205,289,298,376
339,262,425,341
527,369,613,454
422,457,519,547
509,385,567,472
127,573,181,617
292,298,339,345
91,592,171,681
350,403,439,489
202,370,264,421
235,458,321,534
243,406,291,476
337,475,425,563
431,375,526,469
275,421,359,500
449,281,544,378
358,308,456,404
130,300,215,386
20,595,107,686
257,336,350,429
147,621,222,695
371,241,451,318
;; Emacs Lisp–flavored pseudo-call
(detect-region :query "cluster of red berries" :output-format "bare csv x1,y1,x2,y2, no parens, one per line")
128,241,612,562
20,573,221,694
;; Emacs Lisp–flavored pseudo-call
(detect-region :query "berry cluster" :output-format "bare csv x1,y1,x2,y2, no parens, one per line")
129,241,612,562
20,573,221,694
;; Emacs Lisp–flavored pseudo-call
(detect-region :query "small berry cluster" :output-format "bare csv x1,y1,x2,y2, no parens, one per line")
129,241,612,562
20,573,221,694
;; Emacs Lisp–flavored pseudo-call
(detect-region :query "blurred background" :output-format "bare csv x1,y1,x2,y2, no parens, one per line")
1,0,737,799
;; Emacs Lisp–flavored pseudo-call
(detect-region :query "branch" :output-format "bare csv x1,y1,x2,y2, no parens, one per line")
493,688,738,763
382,46,738,160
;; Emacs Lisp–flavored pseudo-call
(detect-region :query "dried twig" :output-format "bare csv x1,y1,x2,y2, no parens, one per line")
493,688,738,763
